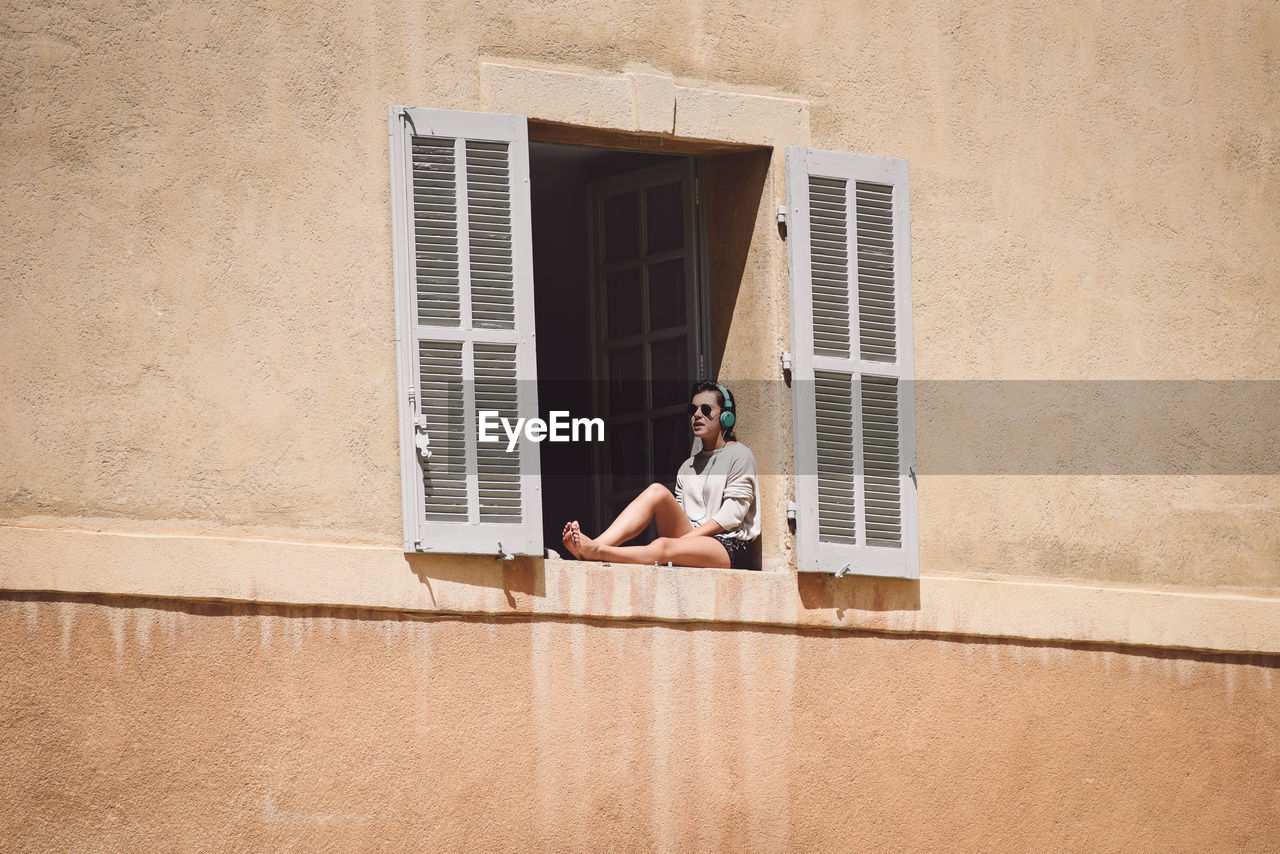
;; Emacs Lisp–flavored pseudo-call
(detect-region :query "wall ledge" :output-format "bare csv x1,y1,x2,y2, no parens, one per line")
1,524,1277,655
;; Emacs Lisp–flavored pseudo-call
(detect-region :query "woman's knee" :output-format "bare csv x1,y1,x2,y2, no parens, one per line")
642,482,671,501
652,537,676,562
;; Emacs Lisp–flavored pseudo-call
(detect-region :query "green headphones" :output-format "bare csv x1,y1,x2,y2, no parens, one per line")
715,383,735,430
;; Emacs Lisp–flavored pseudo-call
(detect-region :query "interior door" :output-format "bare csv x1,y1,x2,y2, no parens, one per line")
588,159,703,538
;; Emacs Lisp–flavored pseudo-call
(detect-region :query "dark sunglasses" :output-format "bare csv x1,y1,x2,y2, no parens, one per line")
687,403,718,418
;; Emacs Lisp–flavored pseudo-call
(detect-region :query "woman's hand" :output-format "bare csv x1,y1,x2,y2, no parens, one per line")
682,520,725,538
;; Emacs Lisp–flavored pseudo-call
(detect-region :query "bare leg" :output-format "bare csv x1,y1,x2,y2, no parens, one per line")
573,531,731,569
594,483,693,546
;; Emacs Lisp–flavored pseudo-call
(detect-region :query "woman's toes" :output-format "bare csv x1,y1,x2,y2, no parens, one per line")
561,523,582,559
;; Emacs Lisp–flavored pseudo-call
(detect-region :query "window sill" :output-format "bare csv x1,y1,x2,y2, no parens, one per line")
2,523,1278,655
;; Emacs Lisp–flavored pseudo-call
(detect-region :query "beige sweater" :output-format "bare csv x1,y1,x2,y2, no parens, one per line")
674,442,761,541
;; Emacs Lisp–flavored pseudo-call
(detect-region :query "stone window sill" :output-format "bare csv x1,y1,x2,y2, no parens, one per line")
1,524,1277,655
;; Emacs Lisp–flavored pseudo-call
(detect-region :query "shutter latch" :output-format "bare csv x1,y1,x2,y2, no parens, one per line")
786,501,797,523
495,543,515,562
414,415,432,461
909,460,917,485
781,351,792,375
834,563,852,579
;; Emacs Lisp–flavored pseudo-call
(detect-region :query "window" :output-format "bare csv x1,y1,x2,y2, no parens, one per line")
388,106,918,578
530,144,708,548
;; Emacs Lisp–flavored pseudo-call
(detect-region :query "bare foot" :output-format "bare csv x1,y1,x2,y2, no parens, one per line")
561,521,583,559
574,528,602,561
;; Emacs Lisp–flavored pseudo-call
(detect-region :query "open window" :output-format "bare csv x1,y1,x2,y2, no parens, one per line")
530,144,708,548
388,106,916,577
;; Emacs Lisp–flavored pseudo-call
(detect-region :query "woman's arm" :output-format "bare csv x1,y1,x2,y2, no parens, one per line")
707,448,758,535
681,519,725,538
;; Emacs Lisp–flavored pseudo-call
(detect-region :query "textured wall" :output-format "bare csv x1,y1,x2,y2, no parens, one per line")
4,5,1277,847
2,596,1277,851
1,1,1277,584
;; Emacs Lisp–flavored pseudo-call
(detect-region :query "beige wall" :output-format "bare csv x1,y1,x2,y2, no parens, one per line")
2,596,1277,851
2,0,1278,589
3,2,1279,847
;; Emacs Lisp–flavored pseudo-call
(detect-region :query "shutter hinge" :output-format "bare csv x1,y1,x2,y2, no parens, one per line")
781,351,792,374
413,539,424,552
786,501,797,523
414,414,431,461
776,205,787,225
410,391,432,461
909,460,917,485
694,177,701,206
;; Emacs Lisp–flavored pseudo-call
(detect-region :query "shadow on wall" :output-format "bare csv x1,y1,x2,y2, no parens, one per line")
5,591,1278,667
401,552,922,616
796,573,922,614
705,148,771,376
405,553,544,606
403,553,923,617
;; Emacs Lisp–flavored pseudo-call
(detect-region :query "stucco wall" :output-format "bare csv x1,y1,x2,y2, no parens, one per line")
4,3,1278,846
2,0,1278,589
2,595,1276,851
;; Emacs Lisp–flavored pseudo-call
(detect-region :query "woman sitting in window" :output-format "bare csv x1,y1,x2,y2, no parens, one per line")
562,381,760,570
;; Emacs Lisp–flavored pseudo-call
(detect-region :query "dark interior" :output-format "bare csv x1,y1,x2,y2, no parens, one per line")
529,137,770,556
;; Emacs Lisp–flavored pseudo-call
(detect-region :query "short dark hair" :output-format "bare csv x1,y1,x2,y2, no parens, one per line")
689,379,737,441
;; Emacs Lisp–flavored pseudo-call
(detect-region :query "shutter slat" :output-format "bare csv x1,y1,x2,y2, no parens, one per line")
466,141,515,330
473,342,522,524
861,376,901,546
857,181,896,364
815,370,857,544
809,176,852,358
419,341,468,520
412,137,461,328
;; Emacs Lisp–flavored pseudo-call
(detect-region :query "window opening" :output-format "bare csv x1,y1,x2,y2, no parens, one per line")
530,142,708,551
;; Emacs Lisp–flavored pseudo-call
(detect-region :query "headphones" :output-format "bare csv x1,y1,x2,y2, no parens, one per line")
715,383,736,430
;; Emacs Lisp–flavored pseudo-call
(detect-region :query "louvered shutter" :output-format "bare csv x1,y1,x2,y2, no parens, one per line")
785,147,918,578
389,107,542,555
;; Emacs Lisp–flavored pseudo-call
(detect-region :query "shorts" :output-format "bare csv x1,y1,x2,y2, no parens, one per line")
713,534,758,571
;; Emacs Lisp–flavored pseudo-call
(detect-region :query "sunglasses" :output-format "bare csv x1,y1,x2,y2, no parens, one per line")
687,403,719,418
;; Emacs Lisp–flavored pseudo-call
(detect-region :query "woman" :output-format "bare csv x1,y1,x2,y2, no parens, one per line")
562,381,760,570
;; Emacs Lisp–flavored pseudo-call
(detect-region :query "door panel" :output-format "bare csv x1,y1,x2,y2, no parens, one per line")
588,159,702,538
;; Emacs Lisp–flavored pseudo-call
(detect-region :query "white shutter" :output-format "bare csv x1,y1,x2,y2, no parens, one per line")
785,147,918,578
389,107,542,555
